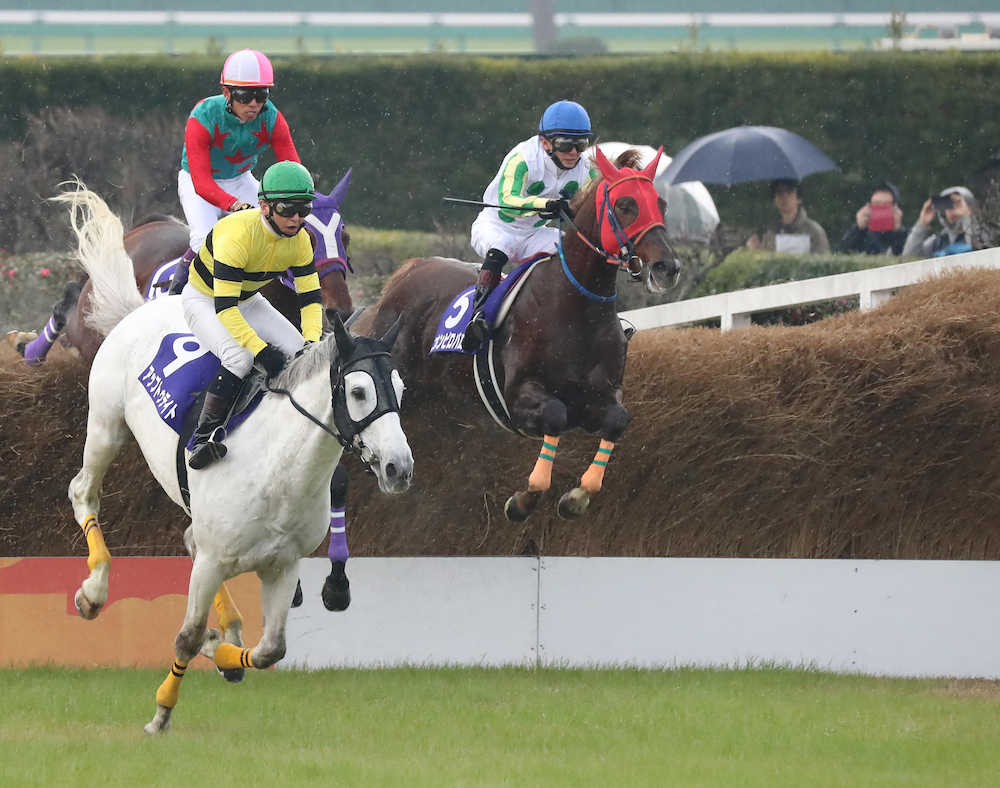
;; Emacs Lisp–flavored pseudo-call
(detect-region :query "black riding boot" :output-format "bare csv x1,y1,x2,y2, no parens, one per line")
188,368,243,470
461,248,507,352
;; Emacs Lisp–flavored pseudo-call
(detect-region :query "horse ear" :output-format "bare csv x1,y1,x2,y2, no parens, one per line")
594,145,620,181
379,315,403,349
331,310,356,358
327,168,352,208
642,146,664,180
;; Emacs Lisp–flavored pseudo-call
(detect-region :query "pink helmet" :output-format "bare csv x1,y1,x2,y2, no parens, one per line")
220,49,274,87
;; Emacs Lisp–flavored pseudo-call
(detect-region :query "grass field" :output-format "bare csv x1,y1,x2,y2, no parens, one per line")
1,665,998,786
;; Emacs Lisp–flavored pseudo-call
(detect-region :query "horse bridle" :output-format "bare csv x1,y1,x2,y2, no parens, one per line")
263,345,400,470
555,179,664,303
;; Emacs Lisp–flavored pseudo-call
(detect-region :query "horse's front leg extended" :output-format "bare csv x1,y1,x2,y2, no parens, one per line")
558,403,628,520
505,389,567,522
145,555,224,735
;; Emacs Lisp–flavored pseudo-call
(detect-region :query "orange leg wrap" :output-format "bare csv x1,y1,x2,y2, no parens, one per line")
213,583,243,633
214,643,255,670
81,514,111,571
155,659,188,708
579,440,615,494
528,435,560,491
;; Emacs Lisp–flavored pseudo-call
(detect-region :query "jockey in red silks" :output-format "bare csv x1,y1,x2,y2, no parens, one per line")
168,49,301,294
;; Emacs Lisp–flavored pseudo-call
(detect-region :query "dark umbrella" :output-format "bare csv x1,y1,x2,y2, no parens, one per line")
657,125,838,187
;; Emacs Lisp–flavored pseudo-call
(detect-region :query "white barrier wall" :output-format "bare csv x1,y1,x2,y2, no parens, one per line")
284,557,1000,678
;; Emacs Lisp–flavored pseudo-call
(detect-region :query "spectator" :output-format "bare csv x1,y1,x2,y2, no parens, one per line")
747,179,830,255
840,180,907,256
902,186,976,258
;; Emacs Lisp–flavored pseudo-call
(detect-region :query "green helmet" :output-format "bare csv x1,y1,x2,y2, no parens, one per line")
258,161,314,201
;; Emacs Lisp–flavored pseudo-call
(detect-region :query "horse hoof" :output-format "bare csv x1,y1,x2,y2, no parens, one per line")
321,570,351,612
505,490,542,522
73,588,101,620
218,668,245,684
291,579,303,608
557,488,591,519
144,705,172,735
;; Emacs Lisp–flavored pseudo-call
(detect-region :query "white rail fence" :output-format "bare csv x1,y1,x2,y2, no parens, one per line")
621,247,1000,331
285,557,1000,677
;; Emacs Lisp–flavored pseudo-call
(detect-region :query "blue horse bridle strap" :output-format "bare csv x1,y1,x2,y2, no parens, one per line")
557,237,616,303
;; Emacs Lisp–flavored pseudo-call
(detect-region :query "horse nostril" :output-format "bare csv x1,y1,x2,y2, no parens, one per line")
385,462,397,480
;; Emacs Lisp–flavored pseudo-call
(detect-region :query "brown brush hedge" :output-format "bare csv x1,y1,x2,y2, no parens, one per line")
4,268,1000,559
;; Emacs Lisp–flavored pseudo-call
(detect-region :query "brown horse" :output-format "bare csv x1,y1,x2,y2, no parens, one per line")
358,147,679,521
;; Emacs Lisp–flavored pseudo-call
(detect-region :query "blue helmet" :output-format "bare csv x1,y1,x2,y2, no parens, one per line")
538,100,592,137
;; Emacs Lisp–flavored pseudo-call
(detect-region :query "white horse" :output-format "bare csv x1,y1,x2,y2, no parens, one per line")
56,183,413,734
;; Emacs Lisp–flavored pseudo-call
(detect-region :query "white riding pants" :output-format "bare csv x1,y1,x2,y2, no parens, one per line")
182,286,304,378
470,213,561,264
177,169,260,253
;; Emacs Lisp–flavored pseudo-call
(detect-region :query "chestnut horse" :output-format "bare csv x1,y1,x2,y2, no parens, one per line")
358,148,679,521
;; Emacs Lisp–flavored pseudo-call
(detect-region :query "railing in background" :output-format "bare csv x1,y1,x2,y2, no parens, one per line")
621,247,1000,331
2,11,999,55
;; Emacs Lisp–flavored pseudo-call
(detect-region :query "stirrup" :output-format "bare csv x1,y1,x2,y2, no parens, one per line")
462,312,489,352
189,427,228,470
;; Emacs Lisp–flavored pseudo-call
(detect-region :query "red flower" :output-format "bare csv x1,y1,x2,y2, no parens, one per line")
40,268,51,277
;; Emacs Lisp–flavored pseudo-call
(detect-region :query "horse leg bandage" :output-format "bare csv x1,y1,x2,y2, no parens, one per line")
22,315,61,364
155,660,188,708
580,440,615,493
528,436,560,491
213,584,243,633
81,514,111,570
328,507,349,563
214,643,255,670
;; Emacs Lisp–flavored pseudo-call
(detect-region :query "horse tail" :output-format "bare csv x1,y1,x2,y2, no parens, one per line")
50,179,143,336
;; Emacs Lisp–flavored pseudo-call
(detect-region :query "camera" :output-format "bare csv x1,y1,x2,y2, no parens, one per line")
867,203,895,232
931,194,955,213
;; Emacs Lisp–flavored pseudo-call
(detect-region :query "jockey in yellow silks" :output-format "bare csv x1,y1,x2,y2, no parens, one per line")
181,160,322,470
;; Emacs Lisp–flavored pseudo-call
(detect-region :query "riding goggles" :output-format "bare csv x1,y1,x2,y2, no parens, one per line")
548,136,591,153
271,200,313,218
229,87,270,105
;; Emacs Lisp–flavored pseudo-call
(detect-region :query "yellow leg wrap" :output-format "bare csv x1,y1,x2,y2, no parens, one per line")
528,435,560,491
154,660,187,708
213,583,243,633
82,515,112,571
579,440,615,494
214,643,255,670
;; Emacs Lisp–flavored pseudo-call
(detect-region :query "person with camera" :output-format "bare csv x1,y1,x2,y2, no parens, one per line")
461,99,596,352
840,181,907,256
746,179,830,255
181,161,321,470
168,48,302,295
902,186,976,258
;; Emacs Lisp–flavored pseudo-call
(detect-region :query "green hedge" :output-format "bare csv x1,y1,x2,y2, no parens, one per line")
2,52,999,237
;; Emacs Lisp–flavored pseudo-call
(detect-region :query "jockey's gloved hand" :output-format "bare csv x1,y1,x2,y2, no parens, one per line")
255,344,287,377
540,198,573,221
229,201,253,212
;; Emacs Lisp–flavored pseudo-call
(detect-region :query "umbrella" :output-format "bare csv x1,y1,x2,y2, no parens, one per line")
591,142,720,243
657,125,837,187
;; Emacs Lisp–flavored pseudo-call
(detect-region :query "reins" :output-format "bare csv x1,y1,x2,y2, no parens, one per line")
262,346,395,469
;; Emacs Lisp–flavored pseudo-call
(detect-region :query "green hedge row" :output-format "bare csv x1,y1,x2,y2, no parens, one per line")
3,52,999,237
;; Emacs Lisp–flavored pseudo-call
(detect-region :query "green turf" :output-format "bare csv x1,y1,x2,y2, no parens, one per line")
0,665,997,786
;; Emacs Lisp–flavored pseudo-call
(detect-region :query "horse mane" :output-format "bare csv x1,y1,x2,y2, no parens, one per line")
270,335,336,391
383,258,423,292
